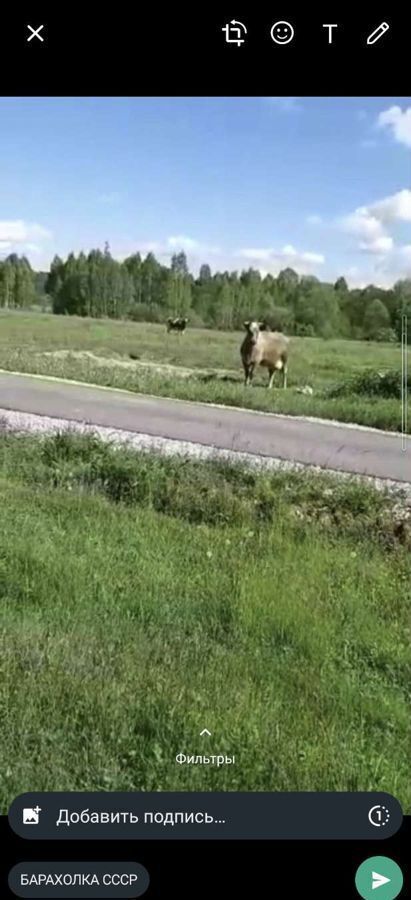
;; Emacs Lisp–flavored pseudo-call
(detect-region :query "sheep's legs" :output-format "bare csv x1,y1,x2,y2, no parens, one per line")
268,363,287,389
244,364,255,386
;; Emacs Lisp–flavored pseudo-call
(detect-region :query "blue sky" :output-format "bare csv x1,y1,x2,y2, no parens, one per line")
0,96,410,286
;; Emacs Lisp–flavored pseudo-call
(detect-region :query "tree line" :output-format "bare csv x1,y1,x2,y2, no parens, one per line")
1,246,410,342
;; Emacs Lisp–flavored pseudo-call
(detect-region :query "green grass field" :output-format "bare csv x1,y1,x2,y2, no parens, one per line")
0,310,408,431
0,432,410,810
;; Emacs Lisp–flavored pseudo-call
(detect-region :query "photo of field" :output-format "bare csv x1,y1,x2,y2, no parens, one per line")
0,97,410,812
0,311,408,432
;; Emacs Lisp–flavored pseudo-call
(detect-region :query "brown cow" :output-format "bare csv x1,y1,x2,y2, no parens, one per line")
167,317,188,333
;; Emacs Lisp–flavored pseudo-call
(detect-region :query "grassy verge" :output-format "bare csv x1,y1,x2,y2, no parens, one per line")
0,431,410,809
0,311,408,431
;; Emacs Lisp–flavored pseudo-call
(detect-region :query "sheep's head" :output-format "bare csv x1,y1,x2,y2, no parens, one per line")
243,320,264,341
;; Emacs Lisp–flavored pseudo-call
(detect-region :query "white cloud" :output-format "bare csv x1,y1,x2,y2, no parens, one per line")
167,235,220,254
0,220,51,243
162,234,220,256
375,247,411,281
341,209,384,241
306,214,322,225
397,245,411,275
115,236,221,266
238,247,272,261
237,244,324,273
340,189,411,255
167,235,201,252
24,243,43,255
120,238,323,275
267,97,302,112
301,251,325,264
377,105,411,148
368,189,411,223
359,235,394,254
344,266,362,285
353,244,411,286
338,186,411,282
0,220,52,260
399,244,411,260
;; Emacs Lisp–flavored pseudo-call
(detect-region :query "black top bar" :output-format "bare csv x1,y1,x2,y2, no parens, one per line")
0,10,409,95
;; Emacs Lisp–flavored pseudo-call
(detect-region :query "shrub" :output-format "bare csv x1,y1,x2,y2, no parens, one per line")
126,303,163,323
263,307,294,333
8,432,409,551
179,310,205,329
327,368,409,399
295,323,316,337
373,328,397,343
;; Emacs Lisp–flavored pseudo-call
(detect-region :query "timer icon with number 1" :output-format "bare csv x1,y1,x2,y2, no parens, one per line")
368,805,390,827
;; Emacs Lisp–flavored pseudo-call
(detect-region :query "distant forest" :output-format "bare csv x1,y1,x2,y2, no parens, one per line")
0,247,410,342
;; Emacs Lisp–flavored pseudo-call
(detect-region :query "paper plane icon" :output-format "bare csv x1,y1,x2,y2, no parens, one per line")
372,871,390,890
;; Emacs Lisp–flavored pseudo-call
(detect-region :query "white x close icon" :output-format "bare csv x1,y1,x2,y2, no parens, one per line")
27,24,45,43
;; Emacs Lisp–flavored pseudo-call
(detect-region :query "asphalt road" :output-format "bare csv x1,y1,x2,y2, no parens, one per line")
0,371,409,482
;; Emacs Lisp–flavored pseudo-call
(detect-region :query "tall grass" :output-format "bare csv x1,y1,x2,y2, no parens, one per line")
0,432,410,809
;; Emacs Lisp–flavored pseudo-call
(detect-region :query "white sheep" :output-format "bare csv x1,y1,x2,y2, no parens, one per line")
240,321,289,388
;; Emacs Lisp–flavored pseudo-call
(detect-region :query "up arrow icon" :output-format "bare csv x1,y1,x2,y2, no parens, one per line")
200,728,211,737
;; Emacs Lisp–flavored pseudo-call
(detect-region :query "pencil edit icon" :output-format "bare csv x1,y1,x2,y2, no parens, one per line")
366,22,390,45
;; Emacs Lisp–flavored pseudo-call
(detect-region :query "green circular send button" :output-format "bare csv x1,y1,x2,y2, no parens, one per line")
355,857,403,900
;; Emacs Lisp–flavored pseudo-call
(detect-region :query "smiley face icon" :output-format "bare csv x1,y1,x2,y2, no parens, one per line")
270,21,295,44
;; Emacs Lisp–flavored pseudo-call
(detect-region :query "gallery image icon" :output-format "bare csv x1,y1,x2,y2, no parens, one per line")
222,20,247,46
23,806,42,825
